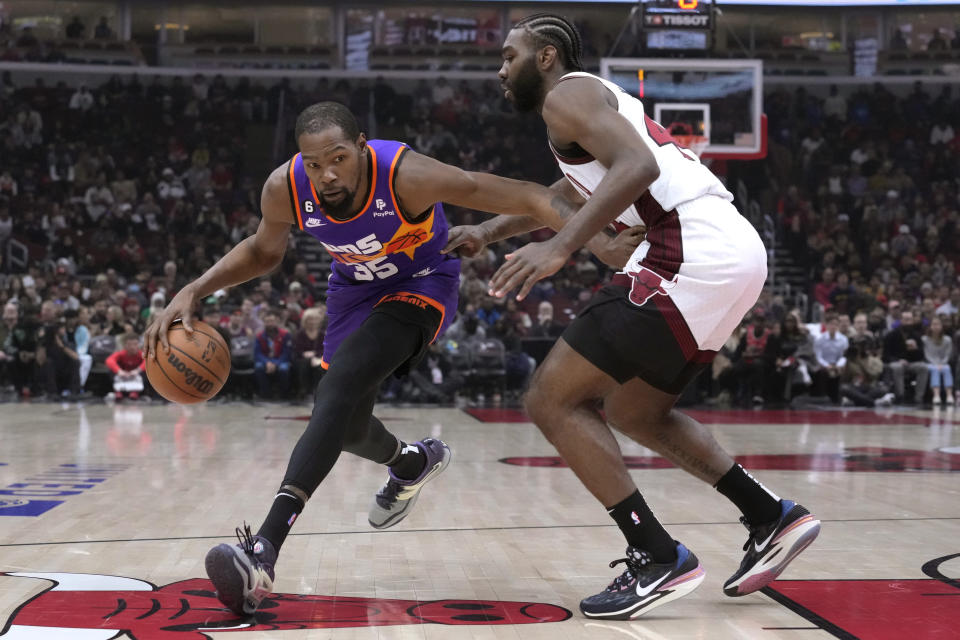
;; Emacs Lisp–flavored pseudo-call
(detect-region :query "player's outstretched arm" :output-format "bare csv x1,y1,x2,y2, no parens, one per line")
393,150,571,226
144,166,293,360
440,173,643,267
490,79,659,300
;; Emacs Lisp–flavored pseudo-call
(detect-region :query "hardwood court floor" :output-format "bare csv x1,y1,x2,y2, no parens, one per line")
0,401,958,639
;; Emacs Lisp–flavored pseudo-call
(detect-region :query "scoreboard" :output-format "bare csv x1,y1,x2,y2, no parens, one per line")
643,0,714,30
642,0,714,51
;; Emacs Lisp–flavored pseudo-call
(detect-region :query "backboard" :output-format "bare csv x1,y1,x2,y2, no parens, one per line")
600,58,766,160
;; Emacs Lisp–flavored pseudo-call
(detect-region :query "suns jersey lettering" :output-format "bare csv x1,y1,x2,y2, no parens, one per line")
287,139,450,283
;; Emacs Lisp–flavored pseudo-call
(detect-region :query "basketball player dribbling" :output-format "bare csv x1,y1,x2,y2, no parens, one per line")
143,101,641,616
448,14,821,620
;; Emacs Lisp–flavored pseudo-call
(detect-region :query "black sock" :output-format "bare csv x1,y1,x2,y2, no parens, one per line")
714,463,781,525
607,490,677,563
387,441,427,480
256,490,305,553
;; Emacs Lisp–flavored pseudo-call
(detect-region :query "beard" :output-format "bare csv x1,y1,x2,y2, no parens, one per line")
318,187,357,218
316,154,364,218
508,56,544,113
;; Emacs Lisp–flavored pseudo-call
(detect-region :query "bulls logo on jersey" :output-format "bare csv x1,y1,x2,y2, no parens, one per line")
625,266,678,307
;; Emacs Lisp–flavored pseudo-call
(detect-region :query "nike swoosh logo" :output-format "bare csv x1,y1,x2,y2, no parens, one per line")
753,527,778,554
635,570,672,598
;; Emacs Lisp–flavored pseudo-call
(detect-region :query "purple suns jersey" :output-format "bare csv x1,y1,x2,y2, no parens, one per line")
287,139,452,284
285,139,461,367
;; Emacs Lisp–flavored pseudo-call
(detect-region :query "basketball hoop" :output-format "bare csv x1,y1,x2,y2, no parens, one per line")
666,122,709,158
672,133,710,158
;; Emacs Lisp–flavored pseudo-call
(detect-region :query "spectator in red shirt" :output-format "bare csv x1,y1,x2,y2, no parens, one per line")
105,333,145,402
814,267,836,310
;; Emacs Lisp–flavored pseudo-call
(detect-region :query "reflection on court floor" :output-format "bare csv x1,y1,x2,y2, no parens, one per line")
0,402,957,639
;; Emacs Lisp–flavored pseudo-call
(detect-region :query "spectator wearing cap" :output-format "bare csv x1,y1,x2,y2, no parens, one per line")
122,298,144,334
254,308,292,400
201,302,231,349
285,280,313,310
143,291,165,326
891,224,917,257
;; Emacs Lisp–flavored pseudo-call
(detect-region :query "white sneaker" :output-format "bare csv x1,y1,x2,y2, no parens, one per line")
947,393,955,405
876,393,895,407
932,395,941,405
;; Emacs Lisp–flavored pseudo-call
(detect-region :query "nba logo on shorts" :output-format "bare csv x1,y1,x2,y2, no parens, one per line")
376,199,386,210
625,266,678,307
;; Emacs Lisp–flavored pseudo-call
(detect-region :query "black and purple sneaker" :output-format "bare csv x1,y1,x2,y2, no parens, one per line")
368,438,451,529
580,543,705,620
205,524,276,616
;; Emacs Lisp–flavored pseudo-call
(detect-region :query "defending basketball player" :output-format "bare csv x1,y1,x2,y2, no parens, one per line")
448,14,821,620
143,102,640,616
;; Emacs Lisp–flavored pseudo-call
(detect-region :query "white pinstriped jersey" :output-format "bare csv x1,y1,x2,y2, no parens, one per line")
548,72,767,353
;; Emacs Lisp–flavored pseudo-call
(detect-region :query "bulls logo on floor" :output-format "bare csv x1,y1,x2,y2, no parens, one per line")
0,573,571,639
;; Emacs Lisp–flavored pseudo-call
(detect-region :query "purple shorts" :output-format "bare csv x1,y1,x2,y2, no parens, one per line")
320,255,460,369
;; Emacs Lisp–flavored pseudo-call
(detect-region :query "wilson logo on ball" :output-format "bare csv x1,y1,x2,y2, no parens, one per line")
166,353,215,394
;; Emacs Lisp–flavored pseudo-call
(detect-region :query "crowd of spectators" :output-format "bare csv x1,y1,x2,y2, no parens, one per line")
2,67,960,407
716,79,960,407
0,68,572,404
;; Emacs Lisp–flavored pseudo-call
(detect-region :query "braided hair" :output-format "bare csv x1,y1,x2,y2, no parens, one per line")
512,13,585,72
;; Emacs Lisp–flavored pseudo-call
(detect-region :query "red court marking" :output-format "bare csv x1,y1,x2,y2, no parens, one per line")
0,575,572,639
766,579,960,640
501,447,960,472
466,408,945,426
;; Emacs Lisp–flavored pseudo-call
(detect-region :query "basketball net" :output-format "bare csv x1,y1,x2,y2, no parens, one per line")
666,122,709,159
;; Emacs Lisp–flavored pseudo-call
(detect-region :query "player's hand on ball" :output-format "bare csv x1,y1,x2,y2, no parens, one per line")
601,225,646,269
490,239,569,302
144,285,199,361
442,225,489,258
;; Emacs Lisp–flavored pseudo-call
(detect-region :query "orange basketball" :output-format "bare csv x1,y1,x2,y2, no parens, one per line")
146,320,230,404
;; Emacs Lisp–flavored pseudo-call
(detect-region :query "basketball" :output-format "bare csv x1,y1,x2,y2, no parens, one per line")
146,320,230,404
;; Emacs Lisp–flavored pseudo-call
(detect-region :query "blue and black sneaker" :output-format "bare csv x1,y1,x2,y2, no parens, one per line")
580,543,705,620
723,500,820,597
